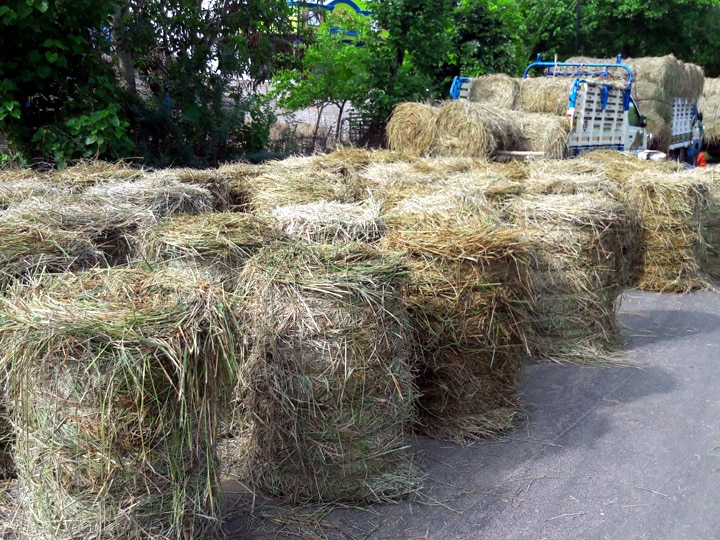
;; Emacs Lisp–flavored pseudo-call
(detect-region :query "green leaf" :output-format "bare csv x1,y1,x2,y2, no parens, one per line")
45,51,59,63
85,134,98,145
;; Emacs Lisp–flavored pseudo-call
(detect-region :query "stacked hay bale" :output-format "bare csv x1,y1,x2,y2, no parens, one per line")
618,171,714,292
467,73,521,108
699,77,720,147
0,266,239,539
271,200,385,244
386,102,440,157
517,77,573,116
381,197,532,443
501,193,642,361
132,212,282,273
229,242,420,503
566,55,704,152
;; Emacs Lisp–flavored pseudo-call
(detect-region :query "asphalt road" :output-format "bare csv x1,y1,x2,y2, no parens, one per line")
226,287,720,539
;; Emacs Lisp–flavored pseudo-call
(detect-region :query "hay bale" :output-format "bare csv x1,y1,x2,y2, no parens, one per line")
518,77,572,115
230,242,420,503
515,113,570,158
0,266,239,539
619,172,713,292
133,212,282,270
381,208,532,442
0,171,65,209
386,103,439,157
467,74,521,108
272,200,385,244
172,168,232,211
502,194,642,361
699,78,720,145
0,221,102,289
240,161,344,214
2,195,156,265
86,174,216,217
691,169,720,279
434,101,525,158
52,160,143,190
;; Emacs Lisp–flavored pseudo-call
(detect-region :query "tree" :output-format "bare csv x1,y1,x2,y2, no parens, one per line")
270,10,375,145
0,0,295,168
440,0,526,81
0,0,133,167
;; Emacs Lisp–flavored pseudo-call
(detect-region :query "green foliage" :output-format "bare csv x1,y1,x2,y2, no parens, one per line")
0,0,126,166
271,11,374,113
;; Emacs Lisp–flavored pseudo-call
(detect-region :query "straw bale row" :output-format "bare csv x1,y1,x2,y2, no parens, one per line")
387,101,569,160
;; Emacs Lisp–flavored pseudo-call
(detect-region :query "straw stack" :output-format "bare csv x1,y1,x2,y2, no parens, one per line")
381,200,532,443
271,200,385,244
619,171,713,292
502,193,642,361
0,266,239,539
230,242,420,503
132,212,282,271
468,74,521,108
517,77,573,115
434,101,526,158
699,77,720,145
386,102,440,157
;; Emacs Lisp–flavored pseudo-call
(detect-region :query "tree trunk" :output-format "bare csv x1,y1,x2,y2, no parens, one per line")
112,6,137,95
335,100,347,141
312,102,326,151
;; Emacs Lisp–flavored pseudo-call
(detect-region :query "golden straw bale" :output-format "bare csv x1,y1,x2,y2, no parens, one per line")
0,266,239,539
515,113,570,158
502,193,642,362
434,101,526,158
132,212,282,271
52,159,143,190
272,200,385,244
228,242,420,503
433,100,496,158
699,78,720,145
467,74,521,108
386,102,440,157
518,77,572,115
0,171,66,208
618,172,713,292
688,168,720,279
381,207,532,442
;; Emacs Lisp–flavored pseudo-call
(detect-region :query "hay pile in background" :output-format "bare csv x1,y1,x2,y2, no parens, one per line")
229,242,420,504
381,202,532,442
386,103,440,157
699,77,720,145
0,266,239,539
618,172,713,292
52,160,143,191
567,55,704,151
502,193,641,361
518,77,573,115
468,74,520,108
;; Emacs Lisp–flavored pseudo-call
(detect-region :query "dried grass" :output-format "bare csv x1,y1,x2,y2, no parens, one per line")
381,208,532,443
133,212,281,271
52,160,143,190
272,200,385,244
468,74,521,108
502,193,642,362
228,242,420,504
386,103,440,157
618,172,714,292
0,266,239,539
518,77,572,115
700,77,720,145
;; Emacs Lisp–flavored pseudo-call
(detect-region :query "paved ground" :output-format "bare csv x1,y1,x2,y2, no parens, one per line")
225,287,720,539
